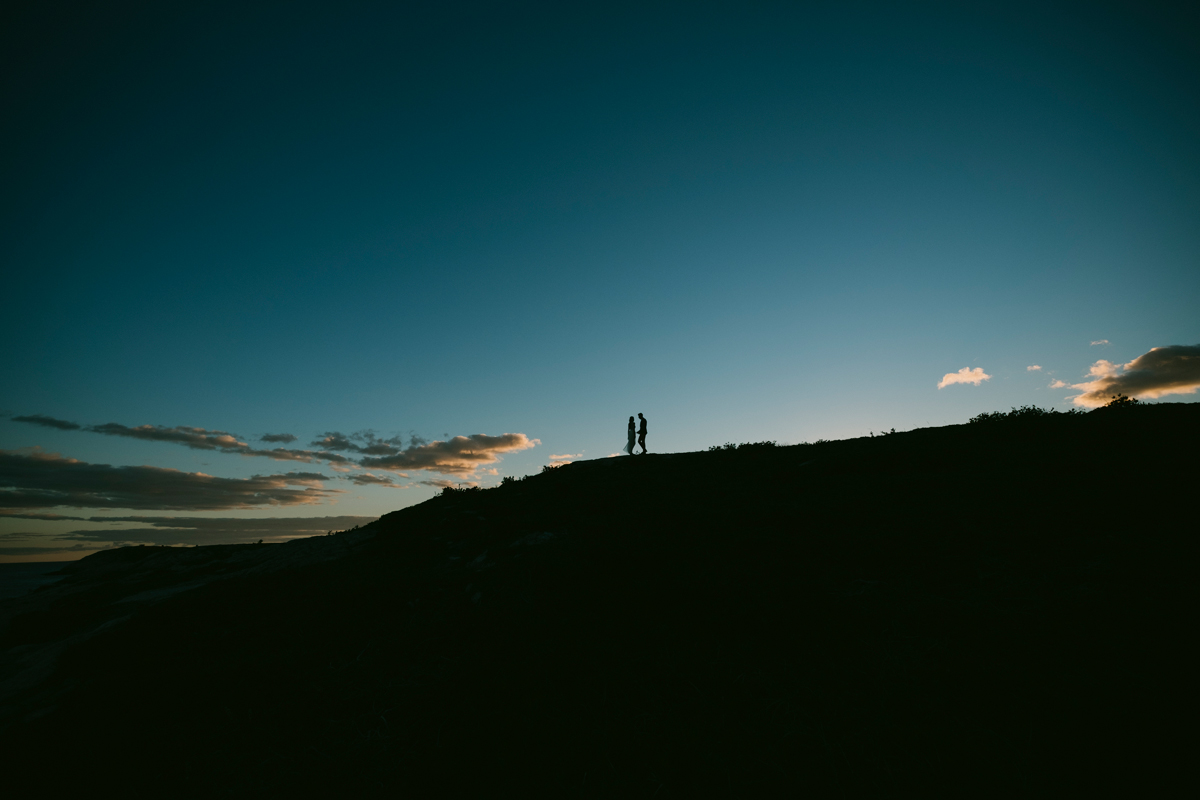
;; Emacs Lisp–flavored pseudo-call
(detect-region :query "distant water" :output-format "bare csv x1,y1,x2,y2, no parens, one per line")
0,562,69,600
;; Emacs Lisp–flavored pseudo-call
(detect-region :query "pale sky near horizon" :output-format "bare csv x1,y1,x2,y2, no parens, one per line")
2,2,1198,560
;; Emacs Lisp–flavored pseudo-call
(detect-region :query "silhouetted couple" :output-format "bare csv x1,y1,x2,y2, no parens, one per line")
624,413,647,455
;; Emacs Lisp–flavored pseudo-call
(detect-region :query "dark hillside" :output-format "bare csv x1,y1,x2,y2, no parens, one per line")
2,403,1197,796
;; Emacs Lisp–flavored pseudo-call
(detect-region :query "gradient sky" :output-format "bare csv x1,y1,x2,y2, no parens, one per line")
3,1,1198,560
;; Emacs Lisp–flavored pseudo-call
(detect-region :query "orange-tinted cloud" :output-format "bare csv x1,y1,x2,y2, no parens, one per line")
360,433,540,476
1069,345,1200,407
937,367,991,389
1026,365,1042,372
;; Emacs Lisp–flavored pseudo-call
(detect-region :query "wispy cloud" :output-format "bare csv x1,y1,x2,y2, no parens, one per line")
1069,345,1200,407
937,367,992,389
360,433,540,475
91,422,256,452
1049,379,1068,389
1026,365,1042,372
549,452,582,466
1091,339,1110,346
10,417,358,466
345,472,408,488
260,433,297,443
311,430,407,456
88,422,359,465
11,415,538,477
11,414,83,430
0,448,342,511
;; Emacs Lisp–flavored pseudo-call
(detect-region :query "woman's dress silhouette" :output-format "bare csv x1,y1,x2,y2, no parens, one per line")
623,416,636,455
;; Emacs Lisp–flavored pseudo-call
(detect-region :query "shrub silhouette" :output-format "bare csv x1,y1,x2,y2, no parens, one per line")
969,405,1086,424
707,440,778,452
1104,393,1141,408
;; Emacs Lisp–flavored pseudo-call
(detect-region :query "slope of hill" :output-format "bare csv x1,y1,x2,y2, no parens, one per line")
2,403,1196,795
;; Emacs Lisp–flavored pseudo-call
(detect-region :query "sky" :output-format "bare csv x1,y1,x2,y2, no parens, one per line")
2,1,1198,561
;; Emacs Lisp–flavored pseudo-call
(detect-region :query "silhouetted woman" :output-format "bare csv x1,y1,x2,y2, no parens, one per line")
624,416,636,455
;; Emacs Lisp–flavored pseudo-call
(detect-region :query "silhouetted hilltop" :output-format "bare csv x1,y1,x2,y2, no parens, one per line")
2,403,1196,795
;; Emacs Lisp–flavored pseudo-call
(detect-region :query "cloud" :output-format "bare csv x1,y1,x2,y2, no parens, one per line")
549,452,582,466
88,424,356,465
1091,340,1110,346
1049,379,1068,389
1069,345,1200,407
0,448,343,511
360,433,540,475
311,432,360,451
10,414,534,475
1026,365,1042,372
311,431,407,456
937,367,992,389
13,416,357,467
245,446,355,465
345,472,408,488
260,433,298,443
89,422,249,450
11,414,83,430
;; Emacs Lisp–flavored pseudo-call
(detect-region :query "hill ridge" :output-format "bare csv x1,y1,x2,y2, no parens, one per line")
1,402,1196,794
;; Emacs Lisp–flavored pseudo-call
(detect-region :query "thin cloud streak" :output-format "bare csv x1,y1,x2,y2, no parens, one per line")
0,448,342,511
345,473,408,488
11,414,83,430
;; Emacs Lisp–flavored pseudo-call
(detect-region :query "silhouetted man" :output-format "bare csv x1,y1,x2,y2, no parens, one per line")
637,413,648,454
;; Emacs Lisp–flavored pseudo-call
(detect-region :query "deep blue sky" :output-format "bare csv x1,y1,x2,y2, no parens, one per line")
2,1,1198,558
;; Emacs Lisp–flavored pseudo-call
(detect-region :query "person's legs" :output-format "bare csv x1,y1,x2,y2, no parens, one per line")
638,433,647,453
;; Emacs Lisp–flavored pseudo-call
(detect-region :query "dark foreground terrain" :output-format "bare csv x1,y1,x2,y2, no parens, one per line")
2,404,1196,796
